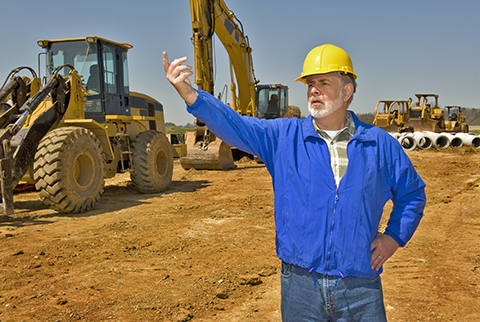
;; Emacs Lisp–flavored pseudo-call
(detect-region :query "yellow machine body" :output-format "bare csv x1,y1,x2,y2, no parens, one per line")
0,36,176,214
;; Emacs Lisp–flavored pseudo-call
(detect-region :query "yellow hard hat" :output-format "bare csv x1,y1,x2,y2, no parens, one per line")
295,44,357,83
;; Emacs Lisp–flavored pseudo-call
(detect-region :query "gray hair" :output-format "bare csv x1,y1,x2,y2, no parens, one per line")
337,72,356,107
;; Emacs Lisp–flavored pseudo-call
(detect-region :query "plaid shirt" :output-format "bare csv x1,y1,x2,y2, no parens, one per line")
313,113,357,188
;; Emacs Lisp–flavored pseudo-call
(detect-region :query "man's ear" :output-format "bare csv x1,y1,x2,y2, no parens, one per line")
343,83,354,102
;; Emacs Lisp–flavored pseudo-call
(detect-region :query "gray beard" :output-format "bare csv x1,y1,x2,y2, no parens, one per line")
308,94,344,119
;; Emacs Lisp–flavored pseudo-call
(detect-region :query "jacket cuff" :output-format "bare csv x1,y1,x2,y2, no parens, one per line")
383,230,404,247
186,89,202,112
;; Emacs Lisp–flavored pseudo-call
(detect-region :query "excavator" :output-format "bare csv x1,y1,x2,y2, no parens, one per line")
183,0,301,170
0,36,175,215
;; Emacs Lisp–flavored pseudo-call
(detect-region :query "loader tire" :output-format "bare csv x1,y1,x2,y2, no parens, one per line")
33,127,105,213
130,130,173,194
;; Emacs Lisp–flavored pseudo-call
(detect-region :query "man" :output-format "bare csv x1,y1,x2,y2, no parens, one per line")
163,44,426,321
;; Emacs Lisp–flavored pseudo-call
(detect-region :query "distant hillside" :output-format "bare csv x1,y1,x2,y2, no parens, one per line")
355,113,375,124
463,108,480,125
165,122,195,135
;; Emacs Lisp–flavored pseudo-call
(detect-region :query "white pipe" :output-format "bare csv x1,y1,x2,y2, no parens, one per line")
411,132,432,150
442,133,463,147
425,132,450,149
454,133,480,148
389,132,401,140
398,134,417,151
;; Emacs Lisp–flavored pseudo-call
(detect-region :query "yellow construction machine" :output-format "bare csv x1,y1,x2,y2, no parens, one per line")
373,93,469,134
405,94,469,133
183,0,301,170
405,94,445,132
444,105,469,133
0,36,175,215
373,99,412,132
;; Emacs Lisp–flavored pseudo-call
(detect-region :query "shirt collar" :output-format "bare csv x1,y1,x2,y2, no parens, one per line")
312,112,357,139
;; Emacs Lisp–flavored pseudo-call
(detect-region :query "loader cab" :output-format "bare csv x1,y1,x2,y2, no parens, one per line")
256,84,289,119
38,37,132,123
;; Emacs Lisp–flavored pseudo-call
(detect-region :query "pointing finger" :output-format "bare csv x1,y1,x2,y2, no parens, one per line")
162,51,170,74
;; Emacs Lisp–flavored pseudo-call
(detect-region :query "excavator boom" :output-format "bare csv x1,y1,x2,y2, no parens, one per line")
190,0,257,115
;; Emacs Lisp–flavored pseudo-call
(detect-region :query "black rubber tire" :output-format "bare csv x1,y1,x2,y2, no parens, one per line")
130,130,173,194
33,127,105,213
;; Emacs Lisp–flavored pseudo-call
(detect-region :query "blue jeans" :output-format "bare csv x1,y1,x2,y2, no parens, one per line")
281,262,387,322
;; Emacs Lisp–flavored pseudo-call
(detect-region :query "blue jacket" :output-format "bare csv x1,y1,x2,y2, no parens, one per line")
187,90,426,278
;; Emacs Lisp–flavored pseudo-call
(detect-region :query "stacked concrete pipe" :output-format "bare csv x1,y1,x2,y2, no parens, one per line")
442,133,463,147
388,131,480,150
425,132,451,149
389,132,402,140
454,133,480,148
397,133,417,151
411,132,433,150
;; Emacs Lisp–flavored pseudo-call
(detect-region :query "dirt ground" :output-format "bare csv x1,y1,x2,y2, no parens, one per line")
0,148,479,321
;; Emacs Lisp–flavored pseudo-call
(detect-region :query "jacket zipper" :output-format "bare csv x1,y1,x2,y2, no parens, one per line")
325,189,339,273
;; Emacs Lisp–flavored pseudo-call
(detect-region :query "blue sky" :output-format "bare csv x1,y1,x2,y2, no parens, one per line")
1,0,479,125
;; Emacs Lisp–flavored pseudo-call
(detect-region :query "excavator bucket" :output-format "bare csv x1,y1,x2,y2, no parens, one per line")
180,132,235,170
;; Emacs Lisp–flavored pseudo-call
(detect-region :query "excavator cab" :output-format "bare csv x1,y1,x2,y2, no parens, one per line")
256,84,288,119
38,37,133,123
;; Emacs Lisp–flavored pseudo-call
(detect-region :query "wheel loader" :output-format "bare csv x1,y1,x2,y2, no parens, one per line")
0,36,176,215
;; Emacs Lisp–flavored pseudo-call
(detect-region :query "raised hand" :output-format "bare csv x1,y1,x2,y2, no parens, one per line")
163,52,198,105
